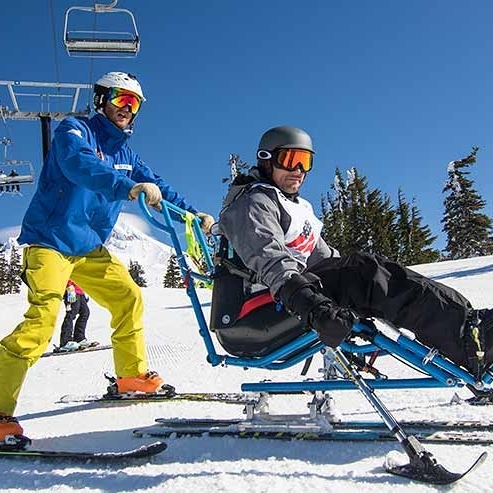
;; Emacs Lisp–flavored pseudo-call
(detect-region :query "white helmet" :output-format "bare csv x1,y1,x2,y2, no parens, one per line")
93,72,146,112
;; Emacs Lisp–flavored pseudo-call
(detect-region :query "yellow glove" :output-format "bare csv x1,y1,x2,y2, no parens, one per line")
196,212,215,235
129,183,162,209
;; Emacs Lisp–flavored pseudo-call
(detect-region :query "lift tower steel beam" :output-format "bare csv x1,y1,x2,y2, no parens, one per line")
0,80,91,158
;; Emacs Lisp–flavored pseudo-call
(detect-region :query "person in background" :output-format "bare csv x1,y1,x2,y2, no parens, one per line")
218,125,493,383
8,169,20,193
58,280,91,352
0,71,215,446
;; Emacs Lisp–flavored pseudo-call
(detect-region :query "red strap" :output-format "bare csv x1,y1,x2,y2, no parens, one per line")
238,292,275,319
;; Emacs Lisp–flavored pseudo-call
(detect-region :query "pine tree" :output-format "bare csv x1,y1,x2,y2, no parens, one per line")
163,254,184,288
321,168,350,253
442,147,493,259
321,168,439,262
344,167,370,253
323,167,397,257
0,252,9,295
7,247,22,294
395,189,440,265
128,260,147,287
364,188,397,258
222,154,250,186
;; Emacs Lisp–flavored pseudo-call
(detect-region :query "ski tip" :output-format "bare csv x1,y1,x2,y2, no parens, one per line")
473,451,488,469
133,440,168,457
385,450,487,485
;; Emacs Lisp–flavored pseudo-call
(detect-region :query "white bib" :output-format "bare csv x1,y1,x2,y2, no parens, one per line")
256,184,322,268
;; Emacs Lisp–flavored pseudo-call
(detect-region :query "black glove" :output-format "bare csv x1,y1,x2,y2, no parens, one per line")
278,272,357,348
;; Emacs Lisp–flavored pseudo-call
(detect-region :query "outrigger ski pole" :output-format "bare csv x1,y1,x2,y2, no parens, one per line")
330,347,487,484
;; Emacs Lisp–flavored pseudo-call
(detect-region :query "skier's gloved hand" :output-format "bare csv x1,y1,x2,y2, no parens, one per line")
129,183,162,210
278,272,357,347
196,212,215,235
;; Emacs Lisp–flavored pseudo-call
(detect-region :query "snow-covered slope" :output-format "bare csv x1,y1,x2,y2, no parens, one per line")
0,212,174,287
0,235,493,491
104,213,173,286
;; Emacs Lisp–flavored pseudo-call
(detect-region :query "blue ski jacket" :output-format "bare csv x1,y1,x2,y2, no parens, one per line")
18,113,197,256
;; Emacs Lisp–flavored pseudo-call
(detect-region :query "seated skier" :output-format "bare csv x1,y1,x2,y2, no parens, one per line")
216,125,493,377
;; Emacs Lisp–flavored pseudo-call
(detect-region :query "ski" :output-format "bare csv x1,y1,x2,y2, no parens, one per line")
58,391,256,405
132,418,493,445
41,344,111,358
153,416,493,433
0,440,167,461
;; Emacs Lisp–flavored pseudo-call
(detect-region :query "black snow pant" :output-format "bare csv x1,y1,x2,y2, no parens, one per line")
309,252,473,370
59,295,90,347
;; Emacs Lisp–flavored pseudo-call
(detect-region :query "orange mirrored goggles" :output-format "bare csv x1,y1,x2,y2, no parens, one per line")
275,149,313,173
108,87,142,115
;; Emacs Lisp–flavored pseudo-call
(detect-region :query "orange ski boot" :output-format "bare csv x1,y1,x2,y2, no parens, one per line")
116,370,166,394
0,414,30,449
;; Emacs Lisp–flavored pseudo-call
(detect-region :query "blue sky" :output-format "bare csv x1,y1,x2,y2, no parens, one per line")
1,1,492,251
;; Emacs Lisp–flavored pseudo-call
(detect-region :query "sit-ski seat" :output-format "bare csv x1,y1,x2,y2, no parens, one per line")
210,239,308,357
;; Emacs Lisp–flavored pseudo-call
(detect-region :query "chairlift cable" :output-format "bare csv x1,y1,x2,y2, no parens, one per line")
48,0,62,94
84,10,100,110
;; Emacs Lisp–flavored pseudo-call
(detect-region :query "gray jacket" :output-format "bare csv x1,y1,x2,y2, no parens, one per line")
218,168,339,297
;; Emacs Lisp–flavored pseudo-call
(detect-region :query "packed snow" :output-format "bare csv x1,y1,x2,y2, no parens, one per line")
1,246,493,492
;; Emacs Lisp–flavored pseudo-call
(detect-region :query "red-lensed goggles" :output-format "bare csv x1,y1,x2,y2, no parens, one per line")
258,148,313,173
108,87,142,115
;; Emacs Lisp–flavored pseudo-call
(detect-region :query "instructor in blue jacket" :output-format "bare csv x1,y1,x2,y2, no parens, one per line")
0,72,214,445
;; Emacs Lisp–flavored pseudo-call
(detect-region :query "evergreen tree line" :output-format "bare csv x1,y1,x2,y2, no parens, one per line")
128,254,185,289
0,250,188,295
321,147,493,264
1,148,492,293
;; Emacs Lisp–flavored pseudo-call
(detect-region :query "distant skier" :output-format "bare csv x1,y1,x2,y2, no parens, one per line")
57,280,92,352
8,169,20,193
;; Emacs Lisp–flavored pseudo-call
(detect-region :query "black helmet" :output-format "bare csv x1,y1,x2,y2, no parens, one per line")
257,126,314,155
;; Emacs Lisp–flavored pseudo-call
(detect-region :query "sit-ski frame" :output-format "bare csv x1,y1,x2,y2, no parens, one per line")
139,195,489,484
139,196,493,398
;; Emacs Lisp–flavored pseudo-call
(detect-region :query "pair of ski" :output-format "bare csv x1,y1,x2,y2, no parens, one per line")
58,387,493,444
35,361,489,483
58,387,487,483
41,343,111,357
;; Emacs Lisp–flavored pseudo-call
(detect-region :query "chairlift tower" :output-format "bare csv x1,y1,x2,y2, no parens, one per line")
0,79,91,160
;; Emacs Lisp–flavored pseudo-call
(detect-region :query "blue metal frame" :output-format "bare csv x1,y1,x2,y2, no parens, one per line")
139,196,493,394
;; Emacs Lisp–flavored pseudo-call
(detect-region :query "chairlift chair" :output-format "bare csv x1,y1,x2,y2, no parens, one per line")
0,160,35,195
63,1,140,58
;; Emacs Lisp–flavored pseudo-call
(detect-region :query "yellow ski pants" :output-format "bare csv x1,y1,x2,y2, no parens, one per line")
0,245,147,415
